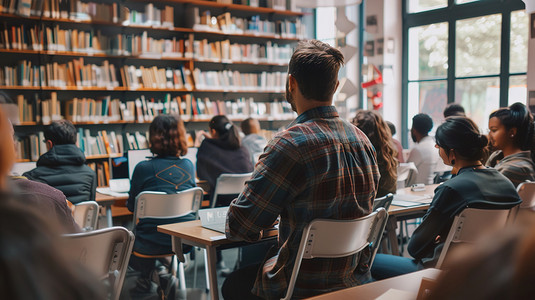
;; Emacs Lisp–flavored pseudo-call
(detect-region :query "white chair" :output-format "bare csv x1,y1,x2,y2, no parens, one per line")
72,201,99,231
435,206,519,269
211,173,252,207
373,193,394,211
397,162,418,189
133,187,204,293
282,208,388,300
516,181,535,209
62,226,135,300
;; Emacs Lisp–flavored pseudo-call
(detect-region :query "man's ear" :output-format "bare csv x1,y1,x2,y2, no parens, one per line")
288,74,297,93
334,80,340,93
45,140,54,151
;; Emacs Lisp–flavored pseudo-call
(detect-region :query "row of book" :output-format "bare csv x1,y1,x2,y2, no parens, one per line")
121,4,174,29
190,8,306,39
1,24,294,66
14,93,296,125
192,69,286,91
1,0,119,22
1,58,119,88
15,128,149,161
193,39,292,64
120,65,194,90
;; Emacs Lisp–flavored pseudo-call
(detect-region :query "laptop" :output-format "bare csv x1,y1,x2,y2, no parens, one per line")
198,207,229,234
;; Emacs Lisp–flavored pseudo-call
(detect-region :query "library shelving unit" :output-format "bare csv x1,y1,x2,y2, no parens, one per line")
2,0,305,186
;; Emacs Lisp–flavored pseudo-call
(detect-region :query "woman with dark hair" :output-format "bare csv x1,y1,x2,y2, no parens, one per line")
371,116,521,279
197,115,253,204
352,110,398,197
486,102,535,187
127,114,196,294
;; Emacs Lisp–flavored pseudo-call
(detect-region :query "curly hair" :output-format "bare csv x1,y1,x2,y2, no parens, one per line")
149,114,188,157
352,110,398,183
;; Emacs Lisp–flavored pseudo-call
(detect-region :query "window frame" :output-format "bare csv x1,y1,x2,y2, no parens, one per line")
401,0,526,146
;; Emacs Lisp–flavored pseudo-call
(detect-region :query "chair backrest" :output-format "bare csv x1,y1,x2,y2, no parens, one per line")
517,181,535,209
397,162,418,189
62,227,135,300
436,207,517,269
282,208,388,300
134,187,204,223
73,201,99,231
373,193,394,211
211,173,252,207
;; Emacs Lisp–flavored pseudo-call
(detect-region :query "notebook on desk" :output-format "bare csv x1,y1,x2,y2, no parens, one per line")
198,207,229,233
392,194,432,207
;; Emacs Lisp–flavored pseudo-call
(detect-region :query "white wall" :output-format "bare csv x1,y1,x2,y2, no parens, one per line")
363,0,403,137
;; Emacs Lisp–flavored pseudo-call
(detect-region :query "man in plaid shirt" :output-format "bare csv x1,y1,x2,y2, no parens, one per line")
223,40,380,300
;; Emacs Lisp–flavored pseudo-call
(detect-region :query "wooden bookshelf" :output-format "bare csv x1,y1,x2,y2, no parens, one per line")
3,0,304,185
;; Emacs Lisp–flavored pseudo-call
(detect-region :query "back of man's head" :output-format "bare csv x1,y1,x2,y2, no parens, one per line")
412,113,433,136
241,118,260,135
288,40,344,102
443,103,466,118
44,120,77,146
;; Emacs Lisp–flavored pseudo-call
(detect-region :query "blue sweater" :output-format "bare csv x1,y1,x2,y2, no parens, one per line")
127,156,196,255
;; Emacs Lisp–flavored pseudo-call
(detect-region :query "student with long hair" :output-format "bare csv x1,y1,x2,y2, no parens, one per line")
127,114,196,295
486,102,535,187
197,115,253,203
371,116,521,279
352,110,398,197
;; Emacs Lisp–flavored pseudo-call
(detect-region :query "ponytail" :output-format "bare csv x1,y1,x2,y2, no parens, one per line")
209,115,241,150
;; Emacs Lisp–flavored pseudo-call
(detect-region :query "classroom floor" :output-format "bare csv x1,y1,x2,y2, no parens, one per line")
120,247,239,300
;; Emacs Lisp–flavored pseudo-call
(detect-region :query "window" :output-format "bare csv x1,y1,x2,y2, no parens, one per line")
403,0,527,140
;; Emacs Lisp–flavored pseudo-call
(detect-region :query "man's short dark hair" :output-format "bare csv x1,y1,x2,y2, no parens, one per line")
44,120,77,145
288,40,344,101
386,121,396,136
443,103,466,118
412,113,433,136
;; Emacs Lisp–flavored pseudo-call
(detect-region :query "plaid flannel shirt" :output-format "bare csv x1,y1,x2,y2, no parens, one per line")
226,106,379,299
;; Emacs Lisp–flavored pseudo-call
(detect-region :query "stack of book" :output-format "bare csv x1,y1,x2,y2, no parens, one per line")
109,32,193,58
192,69,286,92
64,96,123,123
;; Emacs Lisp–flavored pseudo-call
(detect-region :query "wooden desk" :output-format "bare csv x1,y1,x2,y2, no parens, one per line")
158,220,276,300
95,192,129,227
385,184,438,255
306,268,441,300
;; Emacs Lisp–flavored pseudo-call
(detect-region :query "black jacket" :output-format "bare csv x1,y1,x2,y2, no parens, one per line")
23,144,97,204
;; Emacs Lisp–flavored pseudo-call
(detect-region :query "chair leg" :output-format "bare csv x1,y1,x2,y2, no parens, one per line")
193,250,198,288
203,249,210,292
177,259,186,291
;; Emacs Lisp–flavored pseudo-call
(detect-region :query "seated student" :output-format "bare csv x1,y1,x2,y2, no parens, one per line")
11,177,80,233
387,121,404,163
352,110,398,197
0,107,103,299
371,116,521,279
241,117,267,165
443,102,466,118
431,224,535,300
23,120,96,204
486,102,535,187
127,114,196,294
196,115,253,205
407,113,440,184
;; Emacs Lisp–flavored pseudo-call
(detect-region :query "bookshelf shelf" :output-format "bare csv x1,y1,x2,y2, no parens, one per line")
86,153,124,160
132,0,304,16
0,49,288,66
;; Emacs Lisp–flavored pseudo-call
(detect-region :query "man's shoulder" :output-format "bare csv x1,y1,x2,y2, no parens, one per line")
14,177,67,200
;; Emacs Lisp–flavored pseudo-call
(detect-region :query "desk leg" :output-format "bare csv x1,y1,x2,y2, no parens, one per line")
205,246,219,300
106,206,113,228
171,236,185,263
386,216,400,256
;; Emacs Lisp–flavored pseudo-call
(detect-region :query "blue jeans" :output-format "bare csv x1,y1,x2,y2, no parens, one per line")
371,254,422,280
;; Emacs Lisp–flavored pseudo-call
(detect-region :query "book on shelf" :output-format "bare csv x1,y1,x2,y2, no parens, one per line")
121,4,174,29
87,160,110,187
125,131,149,151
